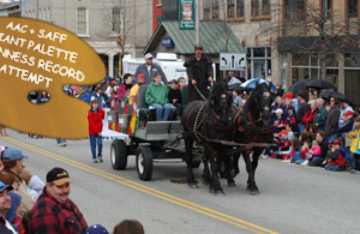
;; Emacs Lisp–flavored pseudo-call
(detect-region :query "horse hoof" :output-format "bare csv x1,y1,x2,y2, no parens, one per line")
227,180,236,187
209,186,225,195
187,180,199,188
247,187,260,195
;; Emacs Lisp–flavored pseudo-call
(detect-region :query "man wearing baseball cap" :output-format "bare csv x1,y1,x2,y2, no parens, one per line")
30,167,88,234
134,53,168,84
0,180,17,234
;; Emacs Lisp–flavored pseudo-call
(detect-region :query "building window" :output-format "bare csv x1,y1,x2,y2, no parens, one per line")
348,0,358,18
203,0,219,20
251,0,271,18
77,7,89,36
322,0,332,18
227,0,244,19
284,0,305,20
247,47,272,79
212,0,219,19
112,7,121,34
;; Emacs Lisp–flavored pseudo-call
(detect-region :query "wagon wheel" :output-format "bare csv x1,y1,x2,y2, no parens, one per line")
110,140,128,170
136,145,153,181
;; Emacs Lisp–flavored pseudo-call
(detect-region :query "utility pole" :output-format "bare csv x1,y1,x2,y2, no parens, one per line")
195,0,199,46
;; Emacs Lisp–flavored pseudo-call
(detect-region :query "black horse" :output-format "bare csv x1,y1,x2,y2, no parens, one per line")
182,82,273,194
231,83,274,194
181,82,233,192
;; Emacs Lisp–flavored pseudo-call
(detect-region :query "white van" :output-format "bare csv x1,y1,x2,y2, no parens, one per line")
122,53,188,82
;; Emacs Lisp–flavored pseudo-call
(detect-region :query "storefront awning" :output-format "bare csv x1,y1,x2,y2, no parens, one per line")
144,21,244,54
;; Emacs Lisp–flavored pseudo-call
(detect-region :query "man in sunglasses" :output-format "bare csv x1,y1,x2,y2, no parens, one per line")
30,167,88,234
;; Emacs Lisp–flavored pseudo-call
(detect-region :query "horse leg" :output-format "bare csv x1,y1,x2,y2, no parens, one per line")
243,151,259,195
249,148,262,192
209,153,224,194
225,155,236,187
202,148,211,185
184,135,198,187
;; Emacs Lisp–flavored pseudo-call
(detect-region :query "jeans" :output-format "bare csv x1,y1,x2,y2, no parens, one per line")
324,164,345,172
89,135,103,159
151,103,174,121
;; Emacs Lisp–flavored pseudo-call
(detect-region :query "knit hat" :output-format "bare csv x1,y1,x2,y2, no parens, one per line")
85,224,109,234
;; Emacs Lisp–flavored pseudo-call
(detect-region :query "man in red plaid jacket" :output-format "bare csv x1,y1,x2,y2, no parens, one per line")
30,167,87,234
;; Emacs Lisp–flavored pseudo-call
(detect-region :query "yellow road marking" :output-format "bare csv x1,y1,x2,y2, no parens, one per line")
2,136,278,234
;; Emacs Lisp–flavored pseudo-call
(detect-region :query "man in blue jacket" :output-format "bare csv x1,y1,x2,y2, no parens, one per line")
134,53,167,85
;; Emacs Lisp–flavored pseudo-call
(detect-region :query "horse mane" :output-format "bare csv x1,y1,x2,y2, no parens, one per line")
208,81,232,112
243,83,268,117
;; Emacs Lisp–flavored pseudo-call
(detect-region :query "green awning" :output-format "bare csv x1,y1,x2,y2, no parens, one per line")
145,21,244,54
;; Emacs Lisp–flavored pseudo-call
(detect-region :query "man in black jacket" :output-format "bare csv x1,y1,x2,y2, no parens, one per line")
184,46,213,102
324,97,340,142
296,91,310,133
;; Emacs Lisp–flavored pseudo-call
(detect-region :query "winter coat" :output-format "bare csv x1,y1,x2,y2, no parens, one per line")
145,83,169,106
296,101,310,123
326,150,346,167
314,106,328,129
134,63,167,85
87,108,105,136
168,89,182,105
324,106,340,136
184,56,213,102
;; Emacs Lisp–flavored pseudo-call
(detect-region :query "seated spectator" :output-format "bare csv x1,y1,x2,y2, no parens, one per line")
168,80,182,117
309,131,328,167
113,219,144,234
273,108,288,133
178,77,188,107
302,140,322,166
0,180,17,234
30,167,88,234
324,139,347,172
145,73,173,121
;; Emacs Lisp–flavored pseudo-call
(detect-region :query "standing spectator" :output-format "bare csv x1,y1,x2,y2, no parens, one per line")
324,97,340,143
113,220,144,234
145,73,174,121
134,53,167,85
348,117,360,170
0,181,17,234
88,99,105,163
314,98,328,131
184,45,213,102
30,167,88,234
296,92,310,134
232,88,244,109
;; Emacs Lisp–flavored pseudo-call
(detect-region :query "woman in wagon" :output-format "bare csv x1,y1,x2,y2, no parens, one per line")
145,73,174,121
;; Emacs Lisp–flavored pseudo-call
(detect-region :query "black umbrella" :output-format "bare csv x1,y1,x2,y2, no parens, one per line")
320,89,354,106
290,80,308,95
305,79,337,90
320,89,336,100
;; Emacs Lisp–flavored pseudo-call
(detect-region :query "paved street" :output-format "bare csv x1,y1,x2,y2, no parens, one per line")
1,130,360,234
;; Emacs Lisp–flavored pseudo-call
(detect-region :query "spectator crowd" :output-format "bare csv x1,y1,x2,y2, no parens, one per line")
257,87,360,172
0,146,145,233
